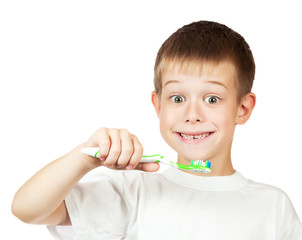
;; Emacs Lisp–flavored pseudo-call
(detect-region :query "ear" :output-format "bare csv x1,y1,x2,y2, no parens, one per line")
151,91,161,117
236,92,256,125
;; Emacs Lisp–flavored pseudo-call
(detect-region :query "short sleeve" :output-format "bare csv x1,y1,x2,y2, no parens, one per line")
279,192,302,240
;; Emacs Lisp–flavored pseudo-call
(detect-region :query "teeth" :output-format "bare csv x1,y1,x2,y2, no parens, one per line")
180,132,211,139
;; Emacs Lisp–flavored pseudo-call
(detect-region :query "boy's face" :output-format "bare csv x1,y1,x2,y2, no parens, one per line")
152,61,255,174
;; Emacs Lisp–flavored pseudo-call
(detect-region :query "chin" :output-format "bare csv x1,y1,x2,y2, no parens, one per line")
176,150,212,163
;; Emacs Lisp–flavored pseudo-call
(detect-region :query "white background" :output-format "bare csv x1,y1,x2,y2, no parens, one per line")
1,0,301,239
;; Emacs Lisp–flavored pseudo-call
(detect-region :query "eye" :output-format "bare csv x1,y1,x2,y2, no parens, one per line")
171,95,185,103
204,96,221,104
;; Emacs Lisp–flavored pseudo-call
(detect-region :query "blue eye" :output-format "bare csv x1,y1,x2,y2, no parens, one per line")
171,95,185,103
204,96,221,104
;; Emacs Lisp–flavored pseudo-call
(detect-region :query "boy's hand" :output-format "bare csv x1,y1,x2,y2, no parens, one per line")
83,128,159,172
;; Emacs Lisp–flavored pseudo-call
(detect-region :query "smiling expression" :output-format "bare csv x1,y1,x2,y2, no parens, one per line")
152,61,248,171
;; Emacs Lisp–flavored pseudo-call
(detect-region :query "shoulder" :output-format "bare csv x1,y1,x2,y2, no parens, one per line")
246,178,288,198
75,168,165,192
98,168,164,183
247,179,285,193
65,169,164,212
244,177,296,210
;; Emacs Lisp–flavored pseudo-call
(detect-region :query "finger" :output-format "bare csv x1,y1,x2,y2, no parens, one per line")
86,128,110,162
104,129,121,167
135,162,160,172
95,128,110,161
116,129,133,168
127,135,144,169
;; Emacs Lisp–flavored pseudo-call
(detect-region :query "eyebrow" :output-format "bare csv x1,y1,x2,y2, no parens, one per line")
163,80,181,87
163,79,228,90
205,80,228,90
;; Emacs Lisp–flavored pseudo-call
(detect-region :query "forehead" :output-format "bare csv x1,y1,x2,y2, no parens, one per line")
161,60,237,88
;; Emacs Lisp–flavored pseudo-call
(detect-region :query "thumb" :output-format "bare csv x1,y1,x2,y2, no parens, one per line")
135,162,160,172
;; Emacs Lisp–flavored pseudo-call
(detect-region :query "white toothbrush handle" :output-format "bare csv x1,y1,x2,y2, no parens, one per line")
140,157,160,163
81,147,161,163
81,147,100,158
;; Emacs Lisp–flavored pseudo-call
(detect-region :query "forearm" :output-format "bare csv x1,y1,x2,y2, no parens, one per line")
12,143,95,223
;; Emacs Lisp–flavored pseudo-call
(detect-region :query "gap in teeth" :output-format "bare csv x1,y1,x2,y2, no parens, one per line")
180,132,211,139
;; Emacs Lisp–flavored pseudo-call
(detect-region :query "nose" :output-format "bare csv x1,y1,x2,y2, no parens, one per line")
185,100,204,124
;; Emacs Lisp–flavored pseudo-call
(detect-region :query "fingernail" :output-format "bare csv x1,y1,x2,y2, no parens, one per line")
126,164,133,170
100,157,106,161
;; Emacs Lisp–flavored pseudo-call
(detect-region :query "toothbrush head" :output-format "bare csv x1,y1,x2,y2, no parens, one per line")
176,160,211,173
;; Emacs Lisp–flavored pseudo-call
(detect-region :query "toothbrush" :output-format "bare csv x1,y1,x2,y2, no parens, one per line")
81,147,211,173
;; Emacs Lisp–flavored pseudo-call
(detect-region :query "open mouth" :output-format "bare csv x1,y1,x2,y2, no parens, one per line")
177,131,214,140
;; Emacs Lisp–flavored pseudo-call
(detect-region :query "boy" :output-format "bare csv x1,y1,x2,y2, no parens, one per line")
12,20,302,239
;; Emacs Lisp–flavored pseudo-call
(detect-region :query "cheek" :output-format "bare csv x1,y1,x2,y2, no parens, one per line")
206,107,236,132
159,105,175,130
216,107,238,138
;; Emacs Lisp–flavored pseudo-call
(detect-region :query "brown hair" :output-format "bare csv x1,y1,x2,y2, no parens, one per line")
154,20,255,103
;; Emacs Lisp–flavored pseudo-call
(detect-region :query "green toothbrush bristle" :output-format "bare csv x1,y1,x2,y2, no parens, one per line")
190,160,211,168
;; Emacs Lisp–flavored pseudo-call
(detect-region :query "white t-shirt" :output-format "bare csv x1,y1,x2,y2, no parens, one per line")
48,168,302,240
